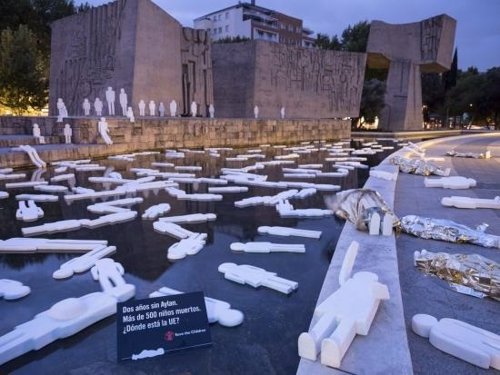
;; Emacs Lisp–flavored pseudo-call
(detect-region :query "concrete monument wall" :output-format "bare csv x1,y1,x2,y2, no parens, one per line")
367,14,456,131
212,41,366,119
49,0,213,117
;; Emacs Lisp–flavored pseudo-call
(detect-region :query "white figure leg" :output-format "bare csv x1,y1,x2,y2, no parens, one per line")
321,317,357,368
298,311,339,360
369,212,381,235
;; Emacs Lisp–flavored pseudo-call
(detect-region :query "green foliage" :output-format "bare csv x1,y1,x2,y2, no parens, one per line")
315,33,341,50
341,21,370,53
359,79,386,125
215,36,251,44
0,26,47,113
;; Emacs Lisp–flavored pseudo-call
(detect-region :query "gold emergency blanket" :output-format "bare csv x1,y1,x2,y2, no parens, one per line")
414,249,499,301
325,189,398,231
390,156,449,176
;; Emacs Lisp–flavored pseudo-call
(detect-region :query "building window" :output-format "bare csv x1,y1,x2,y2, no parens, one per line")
288,24,294,32
218,14,221,21
225,12,229,19
225,25,229,32
218,27,222,33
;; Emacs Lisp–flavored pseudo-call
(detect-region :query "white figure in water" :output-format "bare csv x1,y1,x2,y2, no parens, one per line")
63,124,72,144
94,98,103,116
119,88,128,116
280,106,285,119
149,100,156,116
158,102,165,117
90,258,127,294
82,98,91,116
169,100,177,117
412,314,500,370
254,105,259,119
209,104,215,118
126,106,135,123
32,123,45,144
98,117,112,145
105,87,116,116
138,100,146,116
191,101,197,117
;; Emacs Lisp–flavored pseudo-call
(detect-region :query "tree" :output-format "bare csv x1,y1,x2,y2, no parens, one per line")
340,21,370,53
442,48,458,92
315,33,341,50
358,79,386,127
0,26,47,114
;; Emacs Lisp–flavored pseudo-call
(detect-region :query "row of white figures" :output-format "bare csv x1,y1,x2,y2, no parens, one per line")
33,123,72,144
0,259,135,366
252,106,286,119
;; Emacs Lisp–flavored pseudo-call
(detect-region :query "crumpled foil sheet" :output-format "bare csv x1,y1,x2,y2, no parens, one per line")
414,249,499,301
400,215,500,249
325,189,398,231
446,150,489,159
390,156,449,176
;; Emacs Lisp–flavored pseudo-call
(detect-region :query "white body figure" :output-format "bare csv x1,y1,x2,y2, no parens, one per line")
87,197,143,214
280,106,285,119
138,100,146,116
5,180,47,189
126,106,135,122
50,173,75,183
15,194,58,202
441,195,500,209
142,203,171,220
153,221,197,239
167,233,207,260
0,191,9,199
0,238,108,254
105,87,116,116
424,176,477,189
90,258,135,301
119,88,128,116
166,187,223,202
63,124,72,144
56,98,67,122
190,101,197,117
132,348,165,361
159,213,216,224
298,241,390,368
53,245,116,279
209,104,215,118
32,123,45,144
276,200,334,218
0,279,31,300
0,286,134,365
158,102,165,117
148,100,156,116
218,263,298,294
16,200,44,222
174,165,202,171
412,314,500,370
98,117,113,145
208,186,248,194
230,242,305,254
13,145,46,168
82,98,91,116
33,185,68,193
169,100,177,117
0,172,26,181
295,188,317,199
258,226,321,239
150,286,244,327
254,105,259,119
94,98,103,116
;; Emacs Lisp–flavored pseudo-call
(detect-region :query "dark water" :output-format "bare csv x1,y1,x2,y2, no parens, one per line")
0,141,397,374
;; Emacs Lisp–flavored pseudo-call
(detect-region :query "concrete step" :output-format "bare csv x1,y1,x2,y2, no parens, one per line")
0,135,63,147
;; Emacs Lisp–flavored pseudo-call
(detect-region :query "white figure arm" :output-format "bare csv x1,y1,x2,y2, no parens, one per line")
90,266,99,280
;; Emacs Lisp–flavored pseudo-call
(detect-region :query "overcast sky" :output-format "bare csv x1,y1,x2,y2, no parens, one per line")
80,0,500,71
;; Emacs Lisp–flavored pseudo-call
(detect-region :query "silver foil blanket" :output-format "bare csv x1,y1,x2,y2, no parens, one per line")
390,156,449,176
400,215,500,249
325,189,398,231
414,249,499,301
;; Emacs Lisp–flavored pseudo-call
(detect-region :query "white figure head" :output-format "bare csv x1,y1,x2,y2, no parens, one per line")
84,98,89,103
120,88,125,93
218,262,236,273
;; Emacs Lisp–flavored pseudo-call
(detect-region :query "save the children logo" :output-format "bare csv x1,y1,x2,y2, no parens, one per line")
164,330,175,342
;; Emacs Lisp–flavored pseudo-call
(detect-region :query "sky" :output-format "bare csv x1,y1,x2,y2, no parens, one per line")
80,0,500,71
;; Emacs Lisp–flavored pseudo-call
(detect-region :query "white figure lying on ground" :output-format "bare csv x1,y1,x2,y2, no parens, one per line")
91,258,135,302
158,102,165,117
126,106,135,122
412,314,500,370
257,226,322,239
149,100,156,116
159,213,216,224
167,233,207,260
138,100,146,116
105,87,116,116
32,123,45,144
191,101,197,117
53,245,116,279
64,123,72,144
209,104,215,118
82,98,91,116
98,117,113,145
119,88,127,116
142,203,171,220
218,263,298,294
150,286,244,327
0,279,31,300
298,241,390,368
94,97,103,116
230,242,305,254
170,100,177,117
441,195,500,209
153,221,198,239
0,237,108,253
254,105,259,119
0,191,9,199
16,200,44,222
424,176,477,189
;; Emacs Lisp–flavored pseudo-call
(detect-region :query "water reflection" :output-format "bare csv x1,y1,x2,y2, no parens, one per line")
0,141,398,374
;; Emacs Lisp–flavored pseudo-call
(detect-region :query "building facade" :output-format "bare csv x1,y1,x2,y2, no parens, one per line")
194,1,315,48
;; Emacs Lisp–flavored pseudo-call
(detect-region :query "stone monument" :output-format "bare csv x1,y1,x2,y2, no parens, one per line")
366,14,456,131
